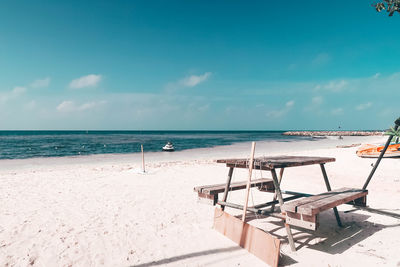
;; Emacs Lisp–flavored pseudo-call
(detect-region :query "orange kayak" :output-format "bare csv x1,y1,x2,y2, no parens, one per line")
356,143,400,158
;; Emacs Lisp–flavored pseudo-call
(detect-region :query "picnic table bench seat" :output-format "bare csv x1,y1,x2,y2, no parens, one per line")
282,187,368,230
194,178,275,205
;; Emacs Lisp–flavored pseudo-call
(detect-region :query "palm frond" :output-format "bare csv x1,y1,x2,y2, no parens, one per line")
385,126,400,143
385,126,400,137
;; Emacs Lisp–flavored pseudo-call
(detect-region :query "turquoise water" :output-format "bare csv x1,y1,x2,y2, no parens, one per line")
0,131,307,159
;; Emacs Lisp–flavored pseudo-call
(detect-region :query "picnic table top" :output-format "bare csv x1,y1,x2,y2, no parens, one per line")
216,156,335,170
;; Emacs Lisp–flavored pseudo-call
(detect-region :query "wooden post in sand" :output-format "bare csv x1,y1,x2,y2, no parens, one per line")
242,142,256,221
141,144,145,173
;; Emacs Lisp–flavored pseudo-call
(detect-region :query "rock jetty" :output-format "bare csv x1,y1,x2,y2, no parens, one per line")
282,131,384,136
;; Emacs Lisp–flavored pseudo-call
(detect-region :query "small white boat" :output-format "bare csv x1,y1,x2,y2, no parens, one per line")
162,142,175,152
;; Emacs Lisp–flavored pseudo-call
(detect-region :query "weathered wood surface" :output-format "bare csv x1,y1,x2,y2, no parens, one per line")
270,168,284,212
217,156,335,170
197,192,218,205
214,208,280,267
242,142,256,221
320,163,342,227
217,200,286,219
283,187,368,216
221,167,234,211
286,211,318,231
193,178,274,195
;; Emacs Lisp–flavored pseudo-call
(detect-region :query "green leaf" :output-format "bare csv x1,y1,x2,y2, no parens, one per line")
384,126,400,137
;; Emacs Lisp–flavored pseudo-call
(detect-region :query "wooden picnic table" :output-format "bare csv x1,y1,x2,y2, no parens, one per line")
195,155,368,252
215,156,345,252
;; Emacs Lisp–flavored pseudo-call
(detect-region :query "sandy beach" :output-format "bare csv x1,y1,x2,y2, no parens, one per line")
1,136,400,267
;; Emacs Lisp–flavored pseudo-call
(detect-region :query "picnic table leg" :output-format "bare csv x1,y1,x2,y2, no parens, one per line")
270,168,285,212
271,168,296,252
221,167,234,211
320,164,343,227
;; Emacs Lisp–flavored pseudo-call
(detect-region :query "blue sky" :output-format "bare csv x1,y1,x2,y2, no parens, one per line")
0,0,399,130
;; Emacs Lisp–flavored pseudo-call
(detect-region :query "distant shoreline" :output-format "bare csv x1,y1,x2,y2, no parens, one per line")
283,131,384,136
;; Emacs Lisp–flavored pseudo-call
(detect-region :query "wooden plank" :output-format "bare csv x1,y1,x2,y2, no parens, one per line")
350,195,367,207
242,142,256,221
197,192,218,205
206,179,273,195
320,163,342,227
218,156,335,170
193,178,274,195
221,167,234,211
141,144,145,172
214,207,280,267
297,188,367,216
282,187,365,213
282,190,342,213
270,168,284,212
270,168,296,252
286,211,318,230
257,182,276,193
217,200,286,219
297,188,368,216
217,156,335,165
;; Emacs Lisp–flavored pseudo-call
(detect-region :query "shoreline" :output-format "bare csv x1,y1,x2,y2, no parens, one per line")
283,130,384,136
0,135,385,171
0,130,385,161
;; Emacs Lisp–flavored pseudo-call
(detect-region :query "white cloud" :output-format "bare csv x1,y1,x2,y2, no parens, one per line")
313,84,321,91
25,100,37,110
31,77,50,88
0,94,7,104
285,100,295,108
304,96,323,113
79,102,97,111
324,80,348,92
372,73,381,79
69,74,102,89
266,100,295,119
197,104,210,112
12,86,26,96
389,72,400,79
356,102,372,111
312,96,323,105
313,80,348,93
379,107,397,118
312,53,331,66
56,101,75,112
166,72,212,91
179,72,211,87
331,108,344,115
225,106,234,114
266,110,286,118
0,86,26,104
57,100,106,112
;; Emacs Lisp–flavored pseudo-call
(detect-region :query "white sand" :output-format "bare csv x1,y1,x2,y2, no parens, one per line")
1,136,400,266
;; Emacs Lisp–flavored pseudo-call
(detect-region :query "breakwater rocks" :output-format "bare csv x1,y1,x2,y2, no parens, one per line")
282,131,384,136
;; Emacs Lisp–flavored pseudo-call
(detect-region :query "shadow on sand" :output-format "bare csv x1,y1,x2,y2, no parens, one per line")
131,246,243,267
253,209,400,266
133,208,400,267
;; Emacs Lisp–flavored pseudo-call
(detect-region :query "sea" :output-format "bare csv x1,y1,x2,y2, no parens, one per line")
0,131,307,160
